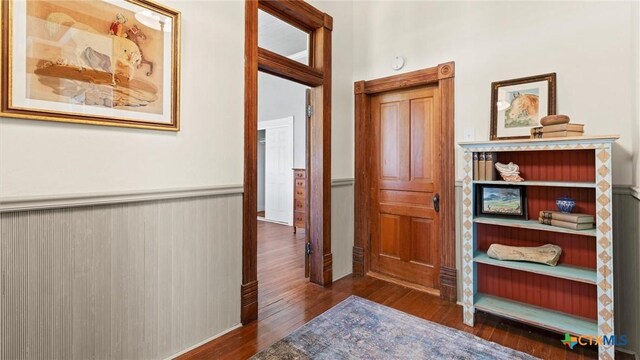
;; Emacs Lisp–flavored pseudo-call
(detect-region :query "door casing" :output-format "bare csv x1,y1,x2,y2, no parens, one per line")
243,0,333,325
353,63,457,302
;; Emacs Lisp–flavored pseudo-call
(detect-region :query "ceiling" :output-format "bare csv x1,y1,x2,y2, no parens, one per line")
258,10,308,59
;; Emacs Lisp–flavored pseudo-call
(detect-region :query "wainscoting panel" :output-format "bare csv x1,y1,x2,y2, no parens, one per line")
0,193,243,360
612,189,640,355
332,181,355,280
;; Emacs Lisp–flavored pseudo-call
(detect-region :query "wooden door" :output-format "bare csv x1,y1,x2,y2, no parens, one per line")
370,86,441,291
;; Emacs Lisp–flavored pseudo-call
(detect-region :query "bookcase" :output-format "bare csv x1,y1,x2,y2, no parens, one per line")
459,135,619,359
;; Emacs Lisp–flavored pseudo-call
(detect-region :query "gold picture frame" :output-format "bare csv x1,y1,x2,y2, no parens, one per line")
490,73,556,140
1,0,180,131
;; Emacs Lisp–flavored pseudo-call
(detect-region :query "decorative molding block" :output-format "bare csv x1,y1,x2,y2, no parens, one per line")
353,246,364,276
241,280,258,325
438,61,455,79
439,265,457,302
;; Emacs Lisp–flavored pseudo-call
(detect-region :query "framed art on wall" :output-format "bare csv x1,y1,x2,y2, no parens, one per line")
490,73,556,140
0,0,181,131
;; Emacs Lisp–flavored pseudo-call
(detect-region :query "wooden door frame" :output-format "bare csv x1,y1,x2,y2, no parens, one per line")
353,63,457,302
243,0,333,324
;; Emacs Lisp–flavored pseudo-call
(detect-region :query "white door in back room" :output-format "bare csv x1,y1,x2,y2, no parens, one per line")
260,117,294,225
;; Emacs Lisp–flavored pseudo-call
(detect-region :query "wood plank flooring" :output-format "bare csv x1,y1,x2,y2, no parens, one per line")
178,221,628,360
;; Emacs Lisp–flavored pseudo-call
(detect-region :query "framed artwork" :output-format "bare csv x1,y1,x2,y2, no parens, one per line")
490,73,556,140
0,0,181,131
475,184,527,219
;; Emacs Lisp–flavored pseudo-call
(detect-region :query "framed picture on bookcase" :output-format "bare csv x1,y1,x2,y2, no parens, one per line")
490,73,556,140
475,184,527,219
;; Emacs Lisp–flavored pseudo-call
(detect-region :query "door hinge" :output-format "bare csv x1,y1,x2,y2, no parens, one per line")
306,105,313,118
305,242,312,255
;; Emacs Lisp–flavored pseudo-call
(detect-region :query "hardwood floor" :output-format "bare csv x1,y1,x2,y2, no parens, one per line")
178,221,627,360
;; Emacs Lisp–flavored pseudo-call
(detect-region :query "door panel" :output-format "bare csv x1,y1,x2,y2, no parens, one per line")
379,214,401,259
264,121,294,224
370,86,441,291
380,102,403,179
410,98,434,183
410,218,434,266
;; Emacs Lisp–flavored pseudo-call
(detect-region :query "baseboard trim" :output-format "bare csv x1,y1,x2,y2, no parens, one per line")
164,323,242,360
0,184,244,213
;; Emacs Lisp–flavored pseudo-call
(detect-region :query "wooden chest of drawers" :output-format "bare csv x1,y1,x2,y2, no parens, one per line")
293,168,306,233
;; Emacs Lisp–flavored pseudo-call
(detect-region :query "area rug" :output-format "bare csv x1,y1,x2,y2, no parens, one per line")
252,296,538,359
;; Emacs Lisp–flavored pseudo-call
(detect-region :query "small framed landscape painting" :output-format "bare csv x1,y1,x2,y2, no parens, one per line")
476,184,527,219
0,0,181,131
490,73,556,140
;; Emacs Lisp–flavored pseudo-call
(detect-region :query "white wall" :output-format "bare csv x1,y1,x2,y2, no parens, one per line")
312,0,355,180
1,1,356,352
634,1,640,188
0,1,245,199
257,130,265,211
352,1,638,186
0,1,355,195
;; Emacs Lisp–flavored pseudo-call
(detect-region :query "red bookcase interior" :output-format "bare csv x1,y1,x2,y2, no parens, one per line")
526,187,596,220
477,264,597,320
496,150,595,182
476,224,596,268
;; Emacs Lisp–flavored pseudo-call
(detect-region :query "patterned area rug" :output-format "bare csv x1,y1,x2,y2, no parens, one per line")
252,296,538,359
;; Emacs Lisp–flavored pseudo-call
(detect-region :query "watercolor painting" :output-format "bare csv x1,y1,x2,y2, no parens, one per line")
1,0,180,130
504,89,539,128
489,73,556,140
481,187,524,216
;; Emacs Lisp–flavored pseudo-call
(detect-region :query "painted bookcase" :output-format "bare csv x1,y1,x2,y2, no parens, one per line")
458,135,619,359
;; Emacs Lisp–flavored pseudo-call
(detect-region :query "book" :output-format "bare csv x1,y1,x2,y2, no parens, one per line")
538,217,594,230
530,126,543,139
539,210,595,224
473,153,479,181
484,152,496,181
542,123,584,133
478,152,486,180
542,130,584,138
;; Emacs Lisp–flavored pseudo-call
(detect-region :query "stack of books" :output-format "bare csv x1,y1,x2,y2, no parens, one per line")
538,211,594,230
532,123,584,139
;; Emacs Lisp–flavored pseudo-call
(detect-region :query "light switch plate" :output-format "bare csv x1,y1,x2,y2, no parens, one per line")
463,128,475,141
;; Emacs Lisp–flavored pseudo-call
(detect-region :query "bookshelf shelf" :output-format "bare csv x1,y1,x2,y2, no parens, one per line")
460,136,617,358
474,294,597,336
472,180,596,188
473,217,596,237
473,252,596,285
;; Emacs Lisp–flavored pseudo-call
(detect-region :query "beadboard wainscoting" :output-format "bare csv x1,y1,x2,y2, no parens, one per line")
0,181,355,359
0,190,244,360
331,179,355,281
455,182,640,356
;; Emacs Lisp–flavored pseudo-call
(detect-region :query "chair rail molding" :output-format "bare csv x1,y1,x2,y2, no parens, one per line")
0,184,244,213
